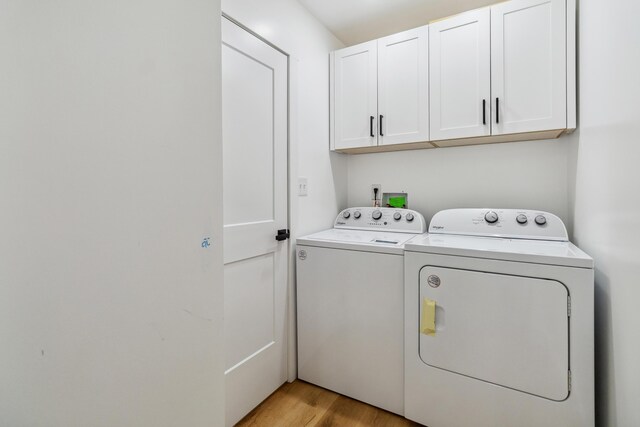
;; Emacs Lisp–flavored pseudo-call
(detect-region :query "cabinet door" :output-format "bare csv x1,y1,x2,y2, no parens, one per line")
491,0,566,135
377,26,429,146
429,9,490,141
334,41,378,149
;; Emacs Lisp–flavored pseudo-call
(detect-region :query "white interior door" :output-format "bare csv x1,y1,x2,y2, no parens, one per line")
222,17,288,427
419,266,569,401
429,9,491,141
491,0,566,134
334,41,378,150
377,26,429,146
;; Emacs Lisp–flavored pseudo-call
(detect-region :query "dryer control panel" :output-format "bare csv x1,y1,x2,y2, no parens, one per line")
428,208,568,241
335,207,426,234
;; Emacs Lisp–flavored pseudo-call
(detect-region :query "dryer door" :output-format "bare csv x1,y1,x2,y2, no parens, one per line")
419,266,569,401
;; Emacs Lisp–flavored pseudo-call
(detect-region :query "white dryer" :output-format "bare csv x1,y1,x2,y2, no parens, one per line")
404,209,594,427
296,207,426,415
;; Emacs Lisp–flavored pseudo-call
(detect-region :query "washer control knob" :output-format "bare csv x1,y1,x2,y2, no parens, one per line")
342,211,350,219
484,211,499,224
516,214,528,225
354,211,361,219
372,210,382,220
535,215,547,226
393,212,402,221
406,213,414,222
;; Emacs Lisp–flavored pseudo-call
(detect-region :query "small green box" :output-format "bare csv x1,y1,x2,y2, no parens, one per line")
388,196,406,208
382,192,408,209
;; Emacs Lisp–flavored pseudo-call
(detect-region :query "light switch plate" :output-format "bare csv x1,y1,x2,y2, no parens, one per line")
298,177,308,196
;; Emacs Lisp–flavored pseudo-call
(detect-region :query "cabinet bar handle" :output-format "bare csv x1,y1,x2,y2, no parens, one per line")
482,100,486,125
379,115,384,136
370,116,375,137
496,98,500,124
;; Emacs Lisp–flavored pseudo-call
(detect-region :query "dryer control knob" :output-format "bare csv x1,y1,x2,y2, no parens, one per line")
342,211,350,219
406,213,414,222
372,210,382,220
484,211,499,224
516,214,528,224
393,212,402,221
535,215,547,225
354,211,361,219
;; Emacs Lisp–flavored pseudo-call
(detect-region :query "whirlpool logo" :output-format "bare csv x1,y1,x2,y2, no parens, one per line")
432,225,444,230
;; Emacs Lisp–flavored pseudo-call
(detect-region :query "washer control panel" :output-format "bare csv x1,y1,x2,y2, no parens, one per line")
428,208,568,241
335,207,426,234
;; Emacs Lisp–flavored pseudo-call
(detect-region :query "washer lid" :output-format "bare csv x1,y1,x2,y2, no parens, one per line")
297,229,420,255
405,233,593,268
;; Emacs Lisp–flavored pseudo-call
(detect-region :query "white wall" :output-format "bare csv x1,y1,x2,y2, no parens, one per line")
221,0,348,237
0,1,225,426
348,139,573,228
569,1,640,425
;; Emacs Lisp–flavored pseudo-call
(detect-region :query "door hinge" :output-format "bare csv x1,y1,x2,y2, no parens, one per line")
568,370,572,392
275,229,290,241
567,295,572,317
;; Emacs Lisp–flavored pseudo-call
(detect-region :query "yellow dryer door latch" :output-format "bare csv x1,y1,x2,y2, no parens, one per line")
421,297,436,336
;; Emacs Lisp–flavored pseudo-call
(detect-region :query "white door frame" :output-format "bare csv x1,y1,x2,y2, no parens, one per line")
221,13,298,384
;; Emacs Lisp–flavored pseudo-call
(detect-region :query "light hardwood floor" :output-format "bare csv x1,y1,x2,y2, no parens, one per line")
236,380,423,427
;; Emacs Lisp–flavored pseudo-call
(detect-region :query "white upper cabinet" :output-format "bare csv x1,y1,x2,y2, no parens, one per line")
334,41,378,150
332,28,429,150
330,0,575,153
378,27,429,146
491,0,567,135
429,8,491,141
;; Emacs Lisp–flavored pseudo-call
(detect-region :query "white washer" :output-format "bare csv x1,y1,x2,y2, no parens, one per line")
296,207,426,415
404,208,594,427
